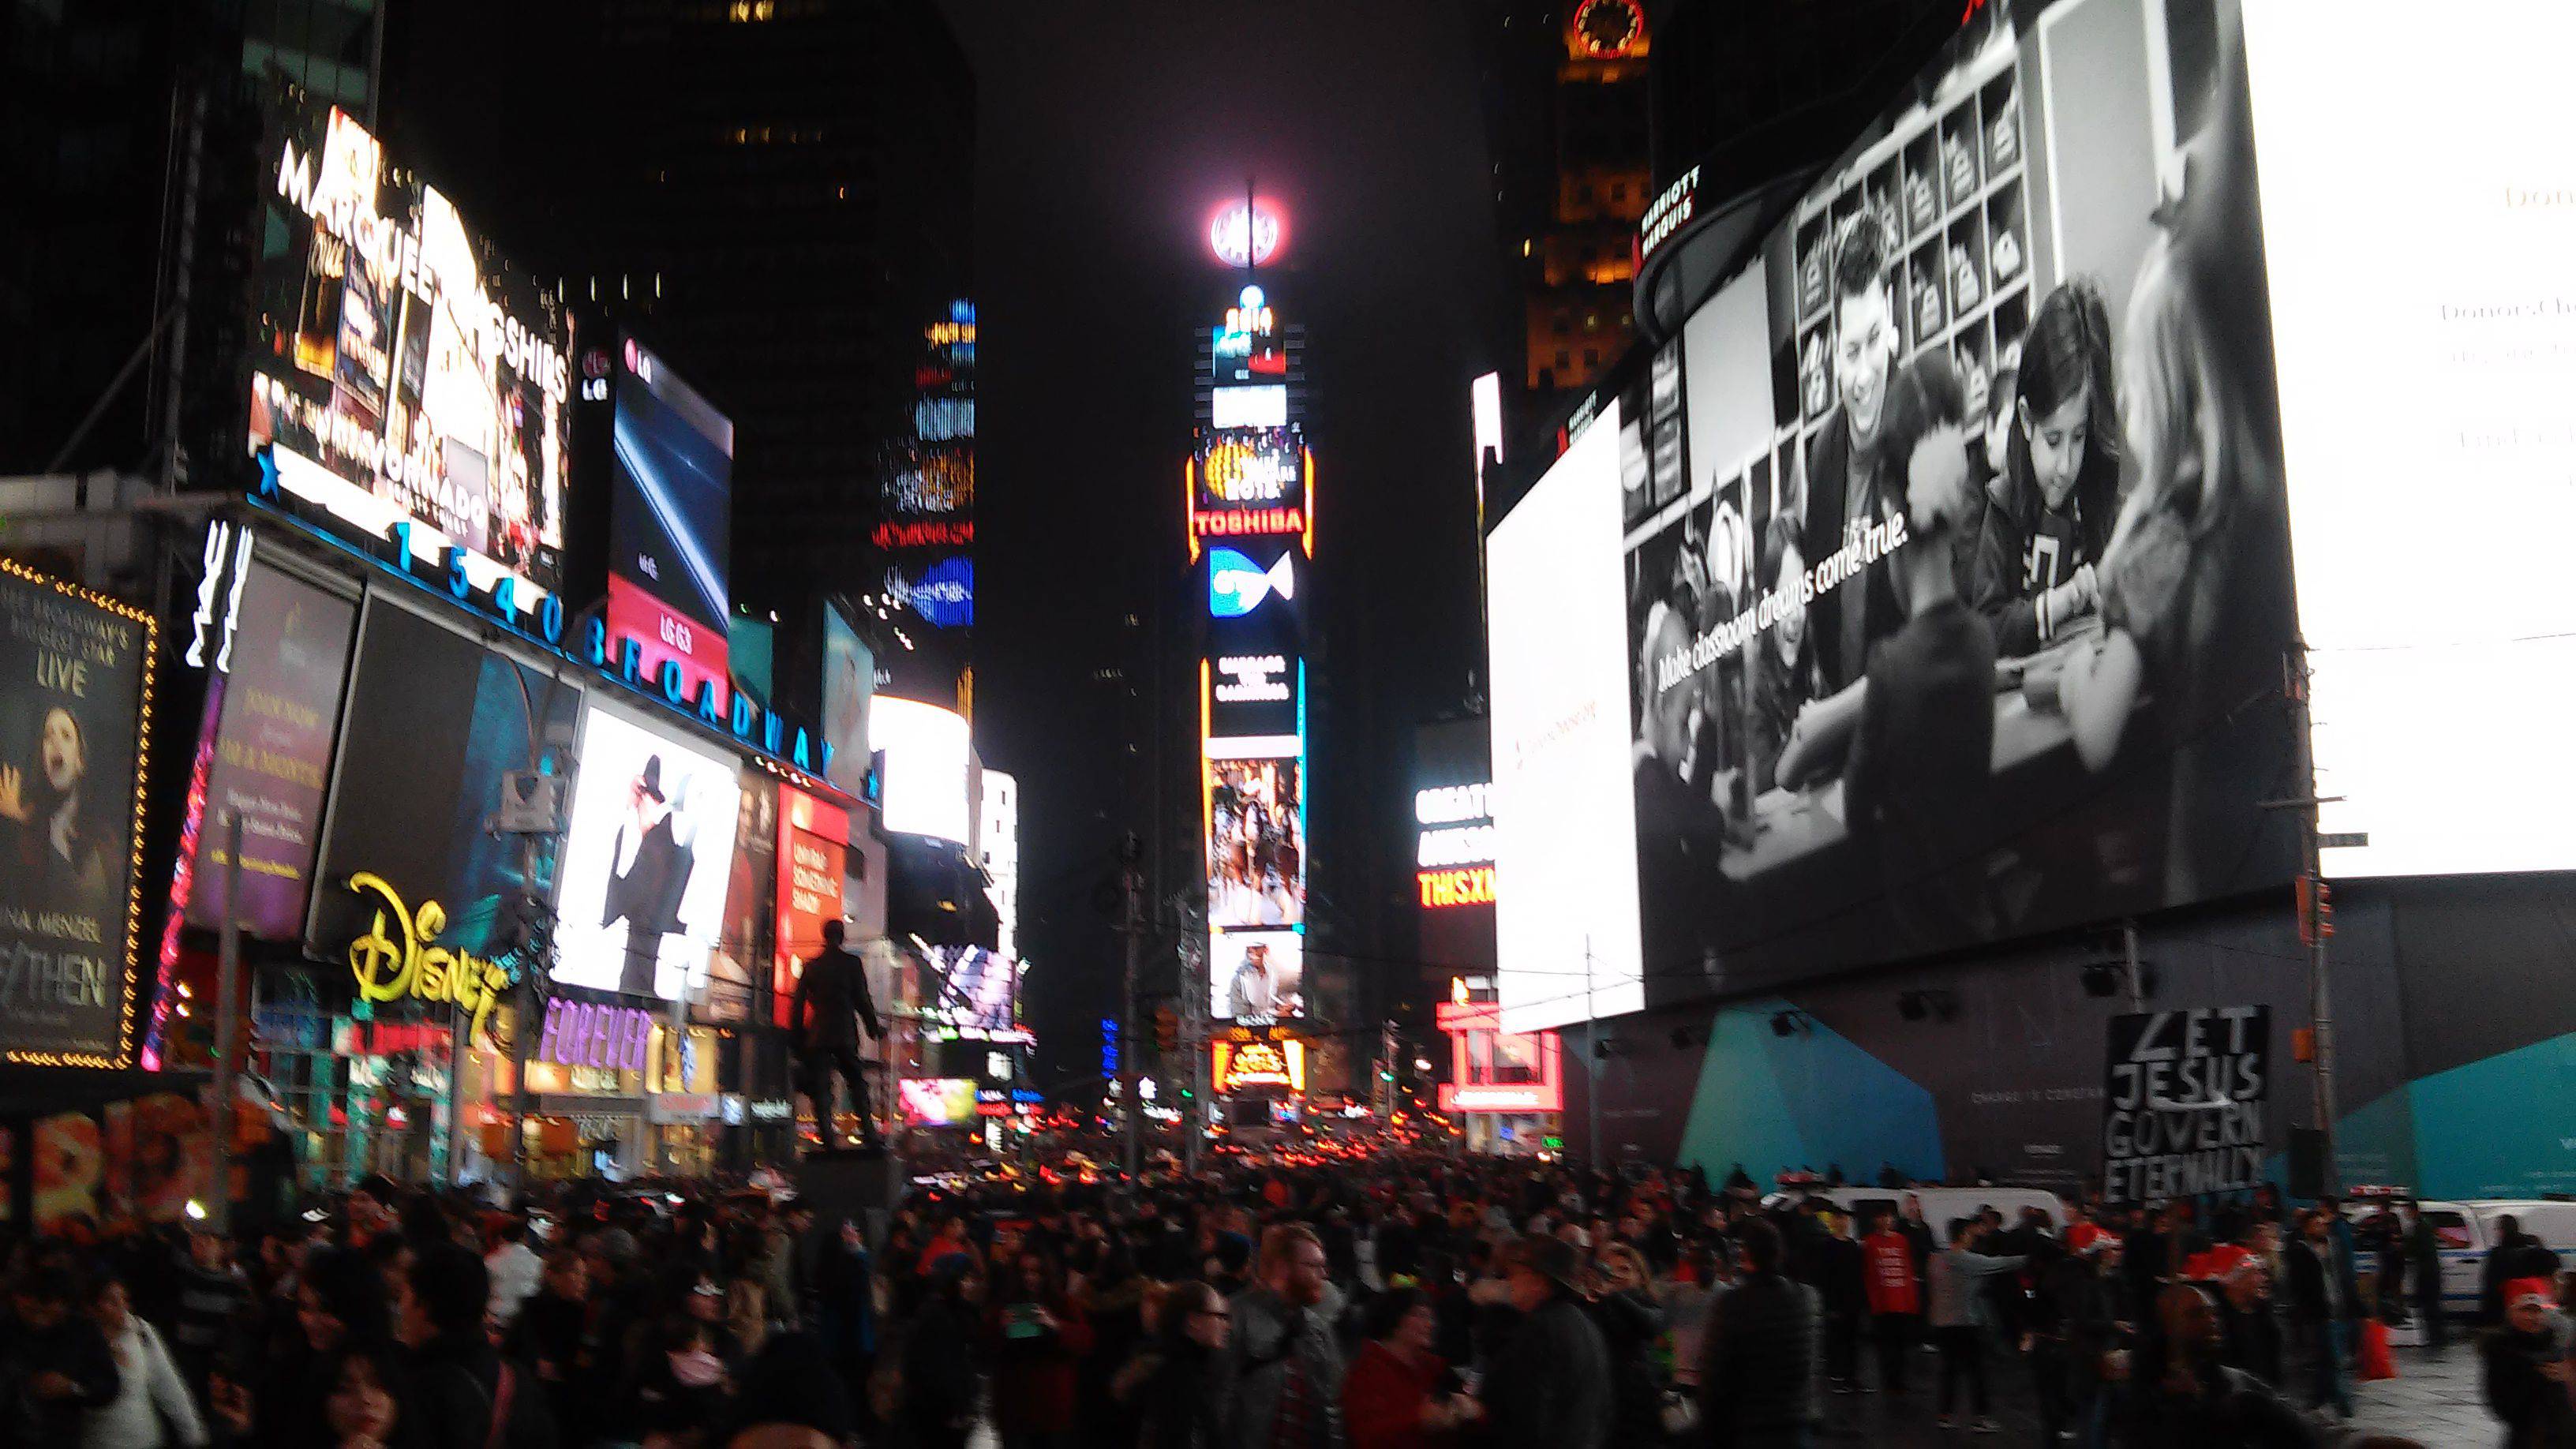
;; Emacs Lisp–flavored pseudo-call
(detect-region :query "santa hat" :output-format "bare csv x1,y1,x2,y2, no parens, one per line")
2507,1277,2559,1309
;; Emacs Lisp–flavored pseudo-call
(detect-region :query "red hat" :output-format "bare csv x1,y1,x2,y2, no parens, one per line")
2506,1277,2558,1309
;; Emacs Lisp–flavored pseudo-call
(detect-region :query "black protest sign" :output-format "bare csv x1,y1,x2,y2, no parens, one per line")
2101,1006,2270,1206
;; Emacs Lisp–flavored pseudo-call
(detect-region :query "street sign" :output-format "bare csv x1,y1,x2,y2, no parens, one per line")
2318,831,2369,850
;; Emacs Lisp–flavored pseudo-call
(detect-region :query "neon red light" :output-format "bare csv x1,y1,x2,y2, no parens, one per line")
1208,197,1289,268
1192,507,1306,537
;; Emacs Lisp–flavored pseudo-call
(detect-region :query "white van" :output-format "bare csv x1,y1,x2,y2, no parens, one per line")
1766,1185,2072,1235
2345,1196,2576,1316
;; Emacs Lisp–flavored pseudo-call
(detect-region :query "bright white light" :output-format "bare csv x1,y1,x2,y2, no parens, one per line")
872,695,973,845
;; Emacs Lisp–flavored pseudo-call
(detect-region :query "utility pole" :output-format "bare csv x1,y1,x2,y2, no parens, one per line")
2266,642,2341,1197
1181,931,1206,1176
208,811,242,1232
1119,833,1144,1180
1583,937,1598,1177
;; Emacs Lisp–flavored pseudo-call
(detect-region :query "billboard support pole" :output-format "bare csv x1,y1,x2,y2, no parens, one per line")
209,811,242,1233
2293,643,2340,1196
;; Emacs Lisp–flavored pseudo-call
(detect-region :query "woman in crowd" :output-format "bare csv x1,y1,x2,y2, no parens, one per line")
1342,1286,1474,1449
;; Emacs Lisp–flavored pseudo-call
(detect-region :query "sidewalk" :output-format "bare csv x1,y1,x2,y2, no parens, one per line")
2353,1337,2497,1446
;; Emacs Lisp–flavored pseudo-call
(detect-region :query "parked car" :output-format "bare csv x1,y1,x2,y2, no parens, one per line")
2343,1191,2576,1316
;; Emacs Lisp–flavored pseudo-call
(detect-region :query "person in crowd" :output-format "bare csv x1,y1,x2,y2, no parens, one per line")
1810,1210,1866,1396
1927,1216,2025,1433
1230,1223,1346,1449
169,1226,249,1407
2405,1205,2450,1347
509,1249,593,1433
320,1339,425,1449
898,1254,985,1449
485,1214,545,1336
2215,1256,2286,1389
2482,1275,2576,1447
2284,1208,2359,1421
1862,1210,1923,1395
1698,1217,1821,1449
1969,278,2121,654
984,1245,1091,1449
1483,1236,1609,1449
1341,1287,1475,1449
2484,1216,2564,1325
1121,1279,1234,1449
718,1331,854,1449
1840,351,2001,949
80,1272,205,1449
402,1241,556,1449
1586,1242,1667,1445
2120,1283,2330,1447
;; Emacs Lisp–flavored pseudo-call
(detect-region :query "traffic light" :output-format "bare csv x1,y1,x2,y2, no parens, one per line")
1153,1006,1179,1054
2296,875,2334,945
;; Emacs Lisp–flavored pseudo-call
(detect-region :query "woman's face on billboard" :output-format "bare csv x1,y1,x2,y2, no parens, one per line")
40,707,83,794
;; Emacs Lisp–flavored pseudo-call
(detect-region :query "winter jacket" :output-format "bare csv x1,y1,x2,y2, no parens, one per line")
1484,1291,1612,1449
1589,1287,1668,1448
1698,1270,1822,1439
2118,1362,2320,1448
1340,1340,1447,1449
82,1316,204,1449
0,1307,121,1448
983,1297,1093,1436
1228,1286,1346,1449
2484,1326,2576,1449
1926,1248,2025,1330
2284,1239,2359,1325
1130,1342,1233,1449
409,1330,558,1449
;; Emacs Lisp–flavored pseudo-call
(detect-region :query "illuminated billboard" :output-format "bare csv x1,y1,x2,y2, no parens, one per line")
898,1076,978,1127
1214,1034,1306,1093
1207,756,1302,930
870,696,971,845
1211,930,1303,1024
1207,198,1287,268
1610,0,2301,1002
1212,385,1288,431
552,705,744,1001
1210,284,1288,386
245,104,571,620
0,564,156,1068
772,785,847,1028
1436,1000,1563,1114
604,335,732,706
1416,781,1494,909
1193,429,1307,541
920,945,1019,1037
1490,403,1642,1033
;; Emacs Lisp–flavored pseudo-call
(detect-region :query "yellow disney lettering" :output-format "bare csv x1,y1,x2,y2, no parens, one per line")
342,872,508,1046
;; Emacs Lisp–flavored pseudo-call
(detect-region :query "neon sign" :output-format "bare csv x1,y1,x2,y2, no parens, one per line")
1215,1037,1305,1091
343,873,509,1046
1208,199,1287,268
1418,866,1496,908
1204,436,1297,504
535,998,653,1072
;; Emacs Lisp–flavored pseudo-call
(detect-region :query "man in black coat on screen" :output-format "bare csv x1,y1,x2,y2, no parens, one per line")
790,918,885,1148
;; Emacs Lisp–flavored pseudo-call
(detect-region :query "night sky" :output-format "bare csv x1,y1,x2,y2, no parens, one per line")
940,2,1507,1088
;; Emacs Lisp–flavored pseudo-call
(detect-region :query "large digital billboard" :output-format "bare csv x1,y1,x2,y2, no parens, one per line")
920,945,1019,1036
871,695,971,845
1491,406,1643,1032
185,556,358,941
2237,4,2576,878
1212,930,1304,1024
245,104,571,616
1192,428,1307,541
1207,756,1303,930
1606,0,2300,1005
821,604,874,799
0,564,155,1067
605,336,732,706
306,597,578,977
772,784,847,1028
552,706,743,1001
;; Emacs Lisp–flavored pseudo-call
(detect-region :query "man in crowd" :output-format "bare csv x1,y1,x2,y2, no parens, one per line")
1700,1218,1822,1448
1230,1222,1346,1449
1862,1209,1923,1394
1485,1235,1612,1449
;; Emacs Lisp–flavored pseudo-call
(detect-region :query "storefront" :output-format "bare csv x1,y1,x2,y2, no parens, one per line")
1436,998,1563,1157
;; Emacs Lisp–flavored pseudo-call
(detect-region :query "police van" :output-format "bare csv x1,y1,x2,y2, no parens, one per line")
2346,1187,2576,1316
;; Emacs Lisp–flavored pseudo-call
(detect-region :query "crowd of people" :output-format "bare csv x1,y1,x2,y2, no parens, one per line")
3,1154,2570,1449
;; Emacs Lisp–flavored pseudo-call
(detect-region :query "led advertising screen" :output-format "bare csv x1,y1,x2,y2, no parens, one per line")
306,597,578,975
1207,756,1303,930
552,706,743,1000
2236,3,2576,878
0,565,155,1067
1212,930,1303,1024
1213,1036,1306,1093
871,696,971,845
605,336,732,705
1193,428,1307,541
898,1076,979,1128
921,945,1017,1035
1212,385,1289,431
822,604,874,799
772,784,847,1029
706,773,775,1027
1613,0,2298,1003
1491,405,1643,1033
245,104,571,612
1209,283,1288,387
186,557,358,940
